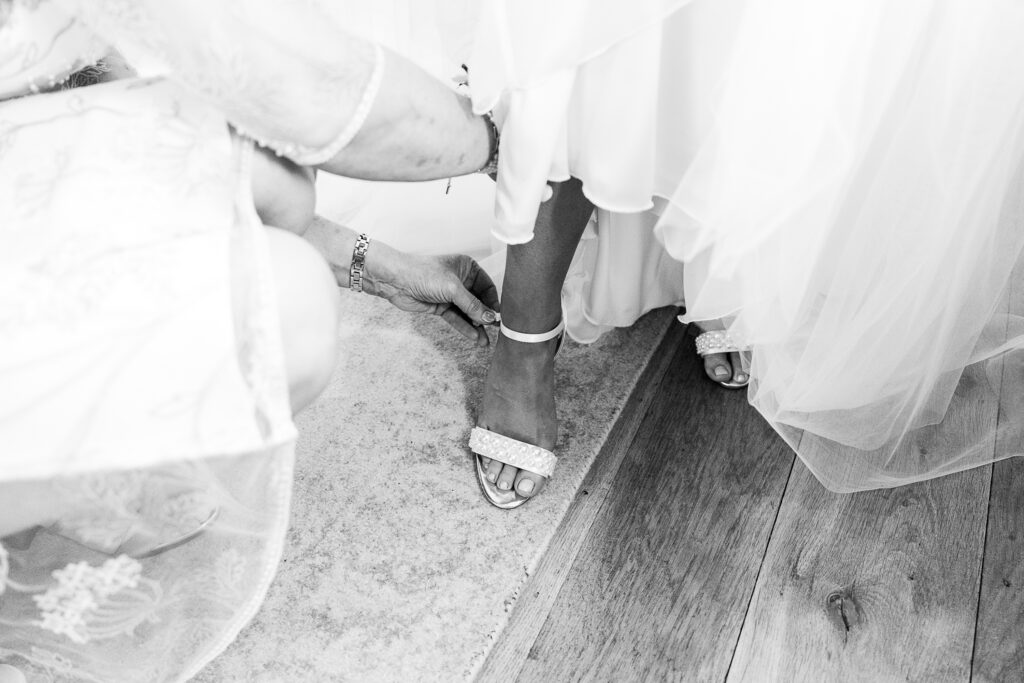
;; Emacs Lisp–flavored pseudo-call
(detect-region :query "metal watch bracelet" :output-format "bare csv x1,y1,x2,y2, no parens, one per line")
349,233,370,293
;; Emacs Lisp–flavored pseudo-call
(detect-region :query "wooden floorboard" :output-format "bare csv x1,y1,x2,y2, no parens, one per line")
476,314,687,681
972,265,1024,683
502,328,795,682
728,462,990,683
483,301,1021,681
973,458,1024,683
728,359,998,683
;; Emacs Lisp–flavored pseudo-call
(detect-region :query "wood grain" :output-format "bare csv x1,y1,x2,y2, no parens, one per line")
475,315,687,681
972,257,1024,683
728,360,997,682
973,458,1024,682
506,328,795,682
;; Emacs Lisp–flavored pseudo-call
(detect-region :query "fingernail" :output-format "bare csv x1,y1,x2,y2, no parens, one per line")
498,480,511,491
714,366,729,378
518,479,535,494
482,310,496,324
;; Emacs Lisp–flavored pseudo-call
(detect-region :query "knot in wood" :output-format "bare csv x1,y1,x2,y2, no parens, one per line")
825,588,862,637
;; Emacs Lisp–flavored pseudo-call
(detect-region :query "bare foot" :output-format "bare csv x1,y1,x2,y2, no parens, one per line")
695,323,749,387
476,331,560,501
702,349,748,386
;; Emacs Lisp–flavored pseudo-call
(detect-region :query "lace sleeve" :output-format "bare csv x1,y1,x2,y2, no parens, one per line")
62,0,384,164
0,0,110,100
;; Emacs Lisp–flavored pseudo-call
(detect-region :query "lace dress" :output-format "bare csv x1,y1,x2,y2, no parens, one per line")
0,1,383,680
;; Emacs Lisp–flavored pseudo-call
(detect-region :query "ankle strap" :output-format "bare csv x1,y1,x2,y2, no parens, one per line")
500,319,565,343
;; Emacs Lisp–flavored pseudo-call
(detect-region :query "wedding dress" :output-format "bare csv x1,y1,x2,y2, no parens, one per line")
0,1,385,680
464,0,1024,491
664,0,1024,490
351,0,1024,490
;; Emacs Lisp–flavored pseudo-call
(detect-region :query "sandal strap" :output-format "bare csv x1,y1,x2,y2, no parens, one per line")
469,427,557,478
694,330,747,356
500,319,564,344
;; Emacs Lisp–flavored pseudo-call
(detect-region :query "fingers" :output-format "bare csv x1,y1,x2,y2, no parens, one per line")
449,269,499,327
440,306,490,346
383,254,499,345
467,260,500,314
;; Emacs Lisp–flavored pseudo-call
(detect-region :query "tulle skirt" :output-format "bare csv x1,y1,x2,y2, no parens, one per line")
377,0,1024,491
666,0,1024,490
0,78,296,681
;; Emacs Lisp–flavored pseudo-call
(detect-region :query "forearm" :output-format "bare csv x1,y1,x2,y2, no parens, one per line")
301,215,498,344
301,215,401,297
316,47,492,182
75,2,492,181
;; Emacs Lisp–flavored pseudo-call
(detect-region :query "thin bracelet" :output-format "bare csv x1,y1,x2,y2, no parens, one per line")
477,111,500,175
350,233,370,293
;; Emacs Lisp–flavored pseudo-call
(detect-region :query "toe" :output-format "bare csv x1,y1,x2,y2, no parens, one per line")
729,351,748,384
514,470,545,498
703,352,732,383
496,464,517,492
485,458,503,483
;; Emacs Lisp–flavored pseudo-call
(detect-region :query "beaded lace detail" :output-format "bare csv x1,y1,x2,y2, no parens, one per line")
694,330,747,356
469,427,557,478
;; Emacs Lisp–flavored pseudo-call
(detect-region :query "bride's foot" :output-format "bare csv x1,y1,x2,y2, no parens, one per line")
703,350,747,386
476,329,560,501
695,328,749,388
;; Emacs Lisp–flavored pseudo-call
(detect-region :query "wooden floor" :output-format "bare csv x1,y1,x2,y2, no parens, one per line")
477,318,1024,683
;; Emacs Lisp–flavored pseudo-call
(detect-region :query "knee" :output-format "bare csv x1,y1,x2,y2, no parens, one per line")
266,227,340,414
252,146,317,236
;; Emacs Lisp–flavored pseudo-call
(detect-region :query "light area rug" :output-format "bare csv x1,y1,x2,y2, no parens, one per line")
195,292,675,682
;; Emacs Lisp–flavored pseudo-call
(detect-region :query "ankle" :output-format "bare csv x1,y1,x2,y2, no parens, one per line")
493,334,559,372
498,302,562,336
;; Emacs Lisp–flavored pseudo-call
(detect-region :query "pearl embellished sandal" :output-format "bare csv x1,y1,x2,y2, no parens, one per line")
694,330,750,389
470,319,564,509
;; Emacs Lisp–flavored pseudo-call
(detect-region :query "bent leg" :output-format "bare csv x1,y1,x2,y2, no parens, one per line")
251,144,317,237
247,146,340,412
265,227,341,414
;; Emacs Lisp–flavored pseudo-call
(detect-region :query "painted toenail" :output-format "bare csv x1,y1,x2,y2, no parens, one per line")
714,366,729,378
518,479,535,494
498,480,511,490
736,374,748,382
487,473,497,483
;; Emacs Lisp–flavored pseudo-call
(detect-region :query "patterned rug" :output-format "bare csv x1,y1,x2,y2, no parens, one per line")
195,292,674,682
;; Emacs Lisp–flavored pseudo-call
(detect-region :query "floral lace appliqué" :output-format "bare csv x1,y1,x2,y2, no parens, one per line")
33,555,159,644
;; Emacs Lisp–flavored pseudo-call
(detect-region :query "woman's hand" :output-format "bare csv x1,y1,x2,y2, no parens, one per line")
364,244,500,347
300,216,499,345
